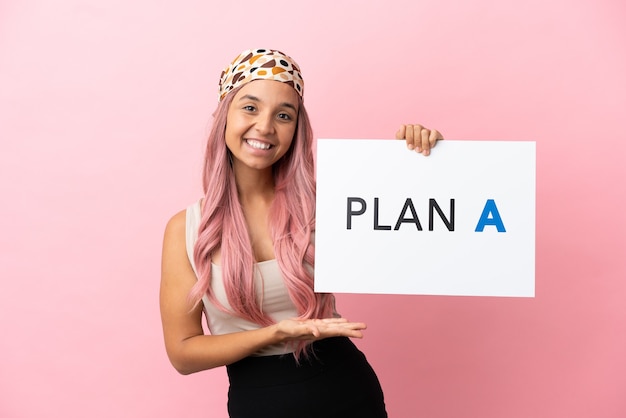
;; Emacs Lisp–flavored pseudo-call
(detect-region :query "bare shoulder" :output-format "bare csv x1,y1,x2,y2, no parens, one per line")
164,209,187,240
161,209,192,276
161,208,197,294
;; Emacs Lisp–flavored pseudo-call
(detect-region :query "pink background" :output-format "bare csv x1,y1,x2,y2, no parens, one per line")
1,1,625,417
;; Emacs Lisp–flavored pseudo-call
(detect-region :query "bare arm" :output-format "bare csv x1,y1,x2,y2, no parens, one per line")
159,210,366,375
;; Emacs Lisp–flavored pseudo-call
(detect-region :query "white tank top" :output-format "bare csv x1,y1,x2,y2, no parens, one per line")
185,200,301,356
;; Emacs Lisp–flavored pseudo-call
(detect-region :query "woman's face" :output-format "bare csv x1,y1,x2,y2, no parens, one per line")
225,80,299,174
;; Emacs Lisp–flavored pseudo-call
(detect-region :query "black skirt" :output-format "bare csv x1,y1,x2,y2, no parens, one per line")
226,337,388,418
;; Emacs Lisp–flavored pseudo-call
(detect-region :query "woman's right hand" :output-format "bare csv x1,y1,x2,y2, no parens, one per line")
274,317,367,342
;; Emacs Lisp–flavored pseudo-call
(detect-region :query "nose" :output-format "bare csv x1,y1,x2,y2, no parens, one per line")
254,111,275,135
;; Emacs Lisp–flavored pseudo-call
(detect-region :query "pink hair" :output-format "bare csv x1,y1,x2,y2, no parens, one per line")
190,85,335,335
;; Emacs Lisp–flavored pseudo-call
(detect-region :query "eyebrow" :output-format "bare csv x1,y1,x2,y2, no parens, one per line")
239,94,298,112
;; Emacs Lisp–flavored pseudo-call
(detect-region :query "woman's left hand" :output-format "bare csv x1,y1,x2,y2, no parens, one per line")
396,124,444,156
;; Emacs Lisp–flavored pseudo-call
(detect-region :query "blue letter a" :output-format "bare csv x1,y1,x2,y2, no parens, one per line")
475,199,506,232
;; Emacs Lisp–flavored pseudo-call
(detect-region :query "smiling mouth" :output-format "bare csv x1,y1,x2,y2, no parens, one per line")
245,139,272,150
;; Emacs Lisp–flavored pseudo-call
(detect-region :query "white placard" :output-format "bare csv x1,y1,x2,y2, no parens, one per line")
314,139,535,297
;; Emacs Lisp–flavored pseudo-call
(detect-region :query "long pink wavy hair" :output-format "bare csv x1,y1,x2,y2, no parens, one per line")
190,83,335,330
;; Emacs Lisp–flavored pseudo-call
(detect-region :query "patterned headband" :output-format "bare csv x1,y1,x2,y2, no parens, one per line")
218,48,304,101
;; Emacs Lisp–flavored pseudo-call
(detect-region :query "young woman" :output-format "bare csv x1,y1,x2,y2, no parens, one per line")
160,48,442,418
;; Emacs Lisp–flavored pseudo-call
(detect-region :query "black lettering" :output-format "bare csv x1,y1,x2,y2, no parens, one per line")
347,197,366,229
393,198,423,230
374,198,392,230
429,198,455,231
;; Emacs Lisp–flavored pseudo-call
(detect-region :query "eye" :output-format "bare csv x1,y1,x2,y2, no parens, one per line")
277,112,293,121
242,105,256,112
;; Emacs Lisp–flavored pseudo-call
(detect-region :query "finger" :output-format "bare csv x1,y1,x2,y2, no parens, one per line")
342,328,365,338
320,317,348,324
395,124,406,140
405,124,415,150
429,129,442,149
306,324,320,338
426,129,442,155
321,325,364,339
420,127,430,155
328,321,367,331
413,124,424,152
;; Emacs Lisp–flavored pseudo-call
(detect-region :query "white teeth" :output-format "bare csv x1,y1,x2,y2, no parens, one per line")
246,139,271,150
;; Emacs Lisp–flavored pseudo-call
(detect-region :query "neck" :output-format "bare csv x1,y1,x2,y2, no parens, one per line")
232,164,275,201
